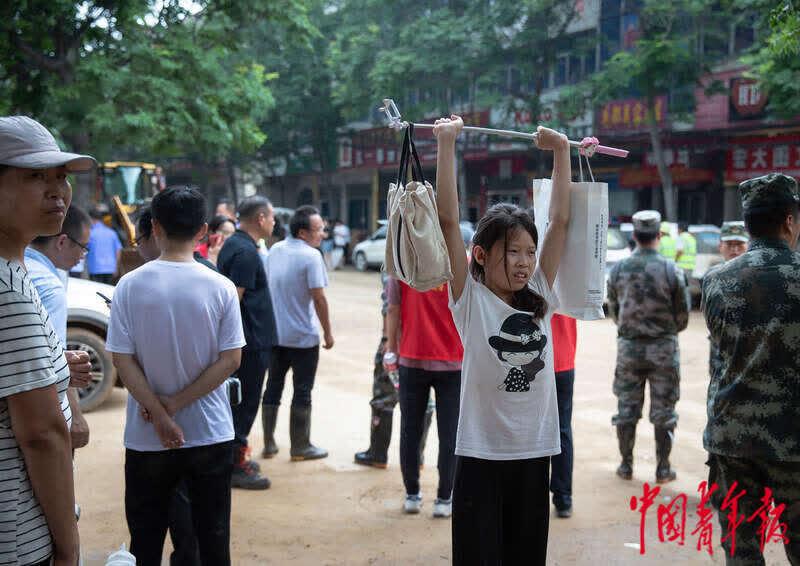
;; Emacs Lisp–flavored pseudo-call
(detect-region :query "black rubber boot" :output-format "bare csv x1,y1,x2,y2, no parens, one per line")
290,406,328,461
261,404,280,459
354,409,393,468
655,427,677,483
418,403,434,469
616,424,636,480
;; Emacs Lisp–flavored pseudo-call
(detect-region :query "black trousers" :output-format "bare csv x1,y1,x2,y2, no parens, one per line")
398,366,461,500
169,481,200,566
263,345,320,407
452,456,550,566
125,442,233,566
232,347,270,449
550,369,574,509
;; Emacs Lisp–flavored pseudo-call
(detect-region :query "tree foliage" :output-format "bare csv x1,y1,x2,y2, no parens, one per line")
0,1,313,161
567,0,730,220
328,0,577,129
743,0,800,118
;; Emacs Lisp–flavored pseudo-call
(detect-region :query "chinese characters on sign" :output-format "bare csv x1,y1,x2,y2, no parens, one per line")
629,482,790,557
644,147,692,169
337,110,490,170
730,78,768,120
597,97,667,134
726,136,800,183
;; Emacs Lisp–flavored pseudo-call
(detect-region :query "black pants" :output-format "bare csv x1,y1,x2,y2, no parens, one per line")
398,366,461,500
125,441,233,566
452,456,550,566
233,347,270,449
90,273,114,284
263,345,320,407
169,481,200,566
550,369,574,510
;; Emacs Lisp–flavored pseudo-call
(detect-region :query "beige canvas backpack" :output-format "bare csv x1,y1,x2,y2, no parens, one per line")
384,125,452,291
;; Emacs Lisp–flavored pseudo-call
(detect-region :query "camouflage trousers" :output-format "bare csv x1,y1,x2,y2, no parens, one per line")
708,454,800,565
370,339,399,412
368,340,434,413
611,336,680,429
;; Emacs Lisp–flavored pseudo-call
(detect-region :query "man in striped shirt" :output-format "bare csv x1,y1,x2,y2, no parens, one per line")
0,115,96,566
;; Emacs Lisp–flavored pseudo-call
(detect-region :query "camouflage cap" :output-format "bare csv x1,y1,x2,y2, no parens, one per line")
720,221,749,242
739,173,799,211
632,210,662,234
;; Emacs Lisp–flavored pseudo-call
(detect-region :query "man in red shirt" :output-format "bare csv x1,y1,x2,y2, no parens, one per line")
550,313,577,518
385,277,463,519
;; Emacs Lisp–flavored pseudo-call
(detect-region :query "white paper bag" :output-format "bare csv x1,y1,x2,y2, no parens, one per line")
532,178,609,320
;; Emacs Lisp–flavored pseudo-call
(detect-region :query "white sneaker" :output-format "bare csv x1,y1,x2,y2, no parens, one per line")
433,498,452,518
403,494,423,514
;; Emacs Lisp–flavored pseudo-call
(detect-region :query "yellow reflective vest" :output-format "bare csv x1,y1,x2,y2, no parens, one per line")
659,235,677,261
677,232,697,271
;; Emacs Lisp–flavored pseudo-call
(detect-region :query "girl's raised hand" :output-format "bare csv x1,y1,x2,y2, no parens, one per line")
433,115,464,143
534,125,569,151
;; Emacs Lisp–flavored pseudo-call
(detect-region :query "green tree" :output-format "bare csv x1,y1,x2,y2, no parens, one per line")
572,0,730,220
0,1,313,200
743,0,800,118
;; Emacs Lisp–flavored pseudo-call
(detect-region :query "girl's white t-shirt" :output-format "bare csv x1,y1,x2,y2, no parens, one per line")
449,268,561,460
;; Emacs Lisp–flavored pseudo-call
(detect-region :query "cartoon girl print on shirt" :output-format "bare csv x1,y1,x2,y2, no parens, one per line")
488,313,547,393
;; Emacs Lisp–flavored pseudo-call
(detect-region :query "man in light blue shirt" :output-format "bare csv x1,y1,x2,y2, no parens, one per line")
262,205,334,462
25,205,93,449
87,205,122,283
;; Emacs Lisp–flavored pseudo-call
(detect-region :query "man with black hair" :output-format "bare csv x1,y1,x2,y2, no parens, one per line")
136,206,216,271
133,204,211,566
25,205,93,451
215,198,237,222
607,210,689,484
217,195,276,489
106,187,245,565
262,205,333,462
702,173,800,564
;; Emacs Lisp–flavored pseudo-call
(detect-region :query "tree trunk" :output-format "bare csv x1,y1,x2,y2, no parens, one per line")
226,158,239,205
646,96,677,221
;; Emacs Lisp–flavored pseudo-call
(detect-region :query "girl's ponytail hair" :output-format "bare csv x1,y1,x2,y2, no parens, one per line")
469,203,547,319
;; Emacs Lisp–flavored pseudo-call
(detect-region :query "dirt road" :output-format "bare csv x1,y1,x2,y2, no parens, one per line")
75,269,788,565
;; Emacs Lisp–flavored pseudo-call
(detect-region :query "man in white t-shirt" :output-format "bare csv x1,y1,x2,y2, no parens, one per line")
262,206,333,461
106,187,245,565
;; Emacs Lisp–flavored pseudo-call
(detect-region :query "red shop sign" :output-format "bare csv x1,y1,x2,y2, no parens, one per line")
726,135,800,183
730,79,767,117
597,96,667,133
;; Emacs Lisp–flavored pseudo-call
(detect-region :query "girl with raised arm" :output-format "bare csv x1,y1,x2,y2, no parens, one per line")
433,115,572,565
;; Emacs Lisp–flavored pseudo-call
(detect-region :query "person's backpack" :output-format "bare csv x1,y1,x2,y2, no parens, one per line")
384,125,452,291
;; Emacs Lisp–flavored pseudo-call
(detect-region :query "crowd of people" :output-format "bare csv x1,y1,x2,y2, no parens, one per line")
0,111,797,566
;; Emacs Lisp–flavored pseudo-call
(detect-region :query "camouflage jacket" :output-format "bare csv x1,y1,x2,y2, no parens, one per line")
702,238,800,461
607,248,690,340
702,261,726,385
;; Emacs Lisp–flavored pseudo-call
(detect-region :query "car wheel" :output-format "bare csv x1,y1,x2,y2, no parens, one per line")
355,252,369,272
66,327,115,412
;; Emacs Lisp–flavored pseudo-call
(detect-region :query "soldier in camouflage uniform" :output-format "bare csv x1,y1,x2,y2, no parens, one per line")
354,272,433,468
702,173,800,565
704,221,750,385
607,210,690,483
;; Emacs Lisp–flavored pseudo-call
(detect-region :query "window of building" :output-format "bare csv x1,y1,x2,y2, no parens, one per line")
509,67,522,95
569,55,582,84
554,54,569,87
733,22,756,53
